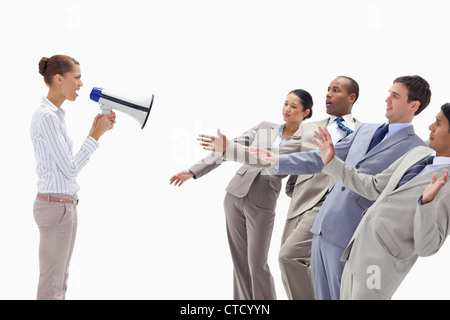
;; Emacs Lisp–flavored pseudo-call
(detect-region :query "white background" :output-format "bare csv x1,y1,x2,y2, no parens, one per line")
1,0,450,300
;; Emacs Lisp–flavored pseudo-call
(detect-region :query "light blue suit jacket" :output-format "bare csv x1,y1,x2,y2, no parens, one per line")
275,123,426,248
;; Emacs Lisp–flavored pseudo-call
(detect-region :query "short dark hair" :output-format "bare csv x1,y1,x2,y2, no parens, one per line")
441,103,450,132
289,89,313,120
394,75,431,116
338,75,359,104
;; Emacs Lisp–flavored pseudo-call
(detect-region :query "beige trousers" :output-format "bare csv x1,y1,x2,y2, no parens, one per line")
33,193,78,300
278,199,324,300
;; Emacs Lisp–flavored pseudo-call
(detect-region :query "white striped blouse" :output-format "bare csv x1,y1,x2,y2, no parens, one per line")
30,97,99,195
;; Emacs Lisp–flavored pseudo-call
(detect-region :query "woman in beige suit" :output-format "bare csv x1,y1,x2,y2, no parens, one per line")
170,89,313,299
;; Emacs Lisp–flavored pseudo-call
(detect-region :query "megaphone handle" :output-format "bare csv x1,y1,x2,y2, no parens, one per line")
100,103,112,115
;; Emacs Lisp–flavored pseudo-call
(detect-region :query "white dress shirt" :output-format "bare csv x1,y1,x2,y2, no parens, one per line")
327,114,356,144
30,97,99,195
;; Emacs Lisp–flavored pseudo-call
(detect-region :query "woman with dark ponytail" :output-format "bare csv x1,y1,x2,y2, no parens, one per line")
31,54,116,300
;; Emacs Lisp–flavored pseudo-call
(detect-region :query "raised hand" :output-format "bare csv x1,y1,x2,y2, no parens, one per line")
312,126,335,165
249,147,279,165
197,129,228,152
421,169,448,204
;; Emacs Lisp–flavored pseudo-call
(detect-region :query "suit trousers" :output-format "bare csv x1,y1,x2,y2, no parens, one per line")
33,193,78,300
278,199,324,300
223,192,276,300
311,234,346,300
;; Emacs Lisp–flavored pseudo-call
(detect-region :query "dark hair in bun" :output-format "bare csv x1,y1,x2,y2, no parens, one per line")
289,89,313,120
38,55,80,86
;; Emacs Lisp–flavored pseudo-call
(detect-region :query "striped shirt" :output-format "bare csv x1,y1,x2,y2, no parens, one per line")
30,97,99,195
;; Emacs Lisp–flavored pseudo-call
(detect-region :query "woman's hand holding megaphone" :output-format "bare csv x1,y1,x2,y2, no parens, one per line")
89,111,116,141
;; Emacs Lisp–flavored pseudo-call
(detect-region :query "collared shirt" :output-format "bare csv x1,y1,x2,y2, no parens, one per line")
383,122,412,141
327,114,356,144
419,154,450,177
272,124,294,147
30,97,99,195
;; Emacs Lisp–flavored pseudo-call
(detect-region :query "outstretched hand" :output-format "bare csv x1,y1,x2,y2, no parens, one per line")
197,129,228,152
422,169,448,204
312,126,335,165
169,169,194,187
249,147,279,165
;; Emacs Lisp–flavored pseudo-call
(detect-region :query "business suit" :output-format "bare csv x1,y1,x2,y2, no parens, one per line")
189,121,284,300
278,117,363,300
275,123,426,299
225,116,361,299
322,146,450,299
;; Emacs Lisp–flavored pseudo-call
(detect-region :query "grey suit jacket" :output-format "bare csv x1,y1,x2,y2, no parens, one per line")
323,146,450,297
189,121,284,211
275,123,426,248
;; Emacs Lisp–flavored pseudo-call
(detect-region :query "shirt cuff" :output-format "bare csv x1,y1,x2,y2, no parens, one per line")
84,136,100,153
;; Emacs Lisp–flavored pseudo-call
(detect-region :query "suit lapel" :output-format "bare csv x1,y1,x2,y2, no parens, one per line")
269,124,281,145
387,148,434,195
363,125,415,160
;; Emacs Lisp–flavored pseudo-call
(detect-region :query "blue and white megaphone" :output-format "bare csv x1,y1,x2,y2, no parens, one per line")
90,87,154,129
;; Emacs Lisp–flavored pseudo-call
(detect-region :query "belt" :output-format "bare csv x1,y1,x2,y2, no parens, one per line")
36,194,79,205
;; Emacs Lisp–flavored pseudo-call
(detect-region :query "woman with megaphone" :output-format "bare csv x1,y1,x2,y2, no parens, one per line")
30,54,116,300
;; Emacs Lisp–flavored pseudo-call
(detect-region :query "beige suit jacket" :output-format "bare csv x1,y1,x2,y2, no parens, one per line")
322,146,450,297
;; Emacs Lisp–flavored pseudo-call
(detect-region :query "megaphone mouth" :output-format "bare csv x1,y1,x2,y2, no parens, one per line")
141,95,154,129
90,87,154,129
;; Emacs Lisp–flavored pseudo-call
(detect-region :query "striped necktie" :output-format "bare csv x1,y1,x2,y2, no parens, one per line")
336,117,353,136
397,156,435,188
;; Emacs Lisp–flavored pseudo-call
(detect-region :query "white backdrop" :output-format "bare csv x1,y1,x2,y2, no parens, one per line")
1,0,450,300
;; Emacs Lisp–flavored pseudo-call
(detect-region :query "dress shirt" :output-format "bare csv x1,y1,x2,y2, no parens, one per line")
327,114,356,144
418,154,450,177
383,122,412,141
272,124,293,147
30,97,99,195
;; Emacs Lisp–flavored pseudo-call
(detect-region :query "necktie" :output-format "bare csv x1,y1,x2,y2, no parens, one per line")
397,156,435,188
336,117,353,136
367,124,389,152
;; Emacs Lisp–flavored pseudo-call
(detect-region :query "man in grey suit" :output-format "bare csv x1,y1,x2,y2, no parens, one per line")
313,103,450,299
199,76,363,299
250,75,432,299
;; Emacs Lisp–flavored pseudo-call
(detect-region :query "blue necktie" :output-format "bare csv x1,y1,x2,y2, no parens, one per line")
367,124,389,152
336,117,353,136
397,156,435,188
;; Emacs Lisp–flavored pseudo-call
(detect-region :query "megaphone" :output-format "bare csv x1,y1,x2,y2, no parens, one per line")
90,87,154,129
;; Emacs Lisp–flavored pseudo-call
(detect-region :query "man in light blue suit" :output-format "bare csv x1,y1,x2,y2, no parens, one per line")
250,75,432,300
